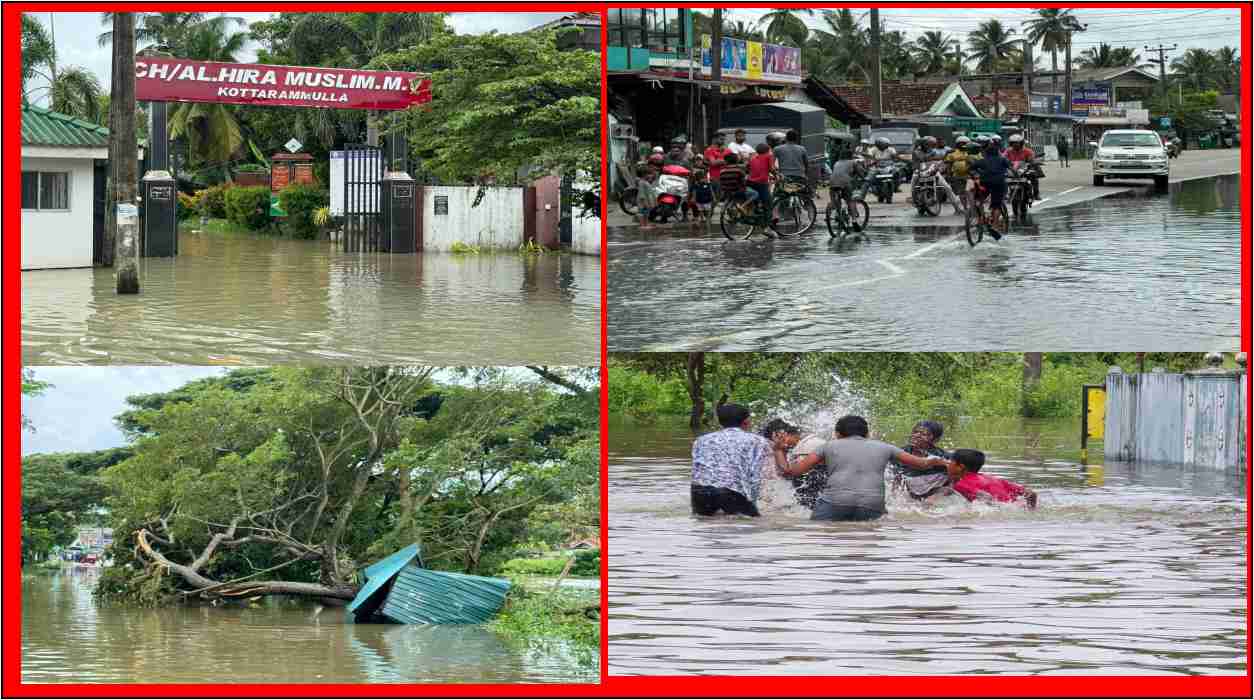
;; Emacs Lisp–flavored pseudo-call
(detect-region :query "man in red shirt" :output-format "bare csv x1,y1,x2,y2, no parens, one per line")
703,133,730,200
747,142,774,215
947,449,1038,508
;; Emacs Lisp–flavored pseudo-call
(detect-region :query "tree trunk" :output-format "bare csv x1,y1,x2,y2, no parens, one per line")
321,466,371,585
1051,49,1058,96
111,13,139,293
685,352,706,430
1022,352,1043,416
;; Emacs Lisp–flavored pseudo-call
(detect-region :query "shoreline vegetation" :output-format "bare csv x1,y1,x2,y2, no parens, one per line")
609,352,1232,428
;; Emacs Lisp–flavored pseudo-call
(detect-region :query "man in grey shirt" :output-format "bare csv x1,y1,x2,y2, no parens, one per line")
779,415,947,521
773,129,809,182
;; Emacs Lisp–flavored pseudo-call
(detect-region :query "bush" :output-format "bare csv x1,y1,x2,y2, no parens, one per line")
234,163,268,174
176,191,197,221
223,185,272,231
570,549,599,577
196,183,231,219
501,556,568,576
278,184,330,239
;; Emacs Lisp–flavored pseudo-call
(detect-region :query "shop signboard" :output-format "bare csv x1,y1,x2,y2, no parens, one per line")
701,35,801,84
1071,84,1111,116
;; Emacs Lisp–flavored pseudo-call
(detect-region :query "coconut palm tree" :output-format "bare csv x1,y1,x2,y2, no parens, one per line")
913,30,959,76
808,9,869,82
1023,8,1083,93
1212,46,1239,94
880,29,917,80
1076,43,1143,70
757,8,813,48
1171,48,1219,91
166,17,250,166
21,14,104,121
966,19,1020,73
97,12,218,50
722,19,764,43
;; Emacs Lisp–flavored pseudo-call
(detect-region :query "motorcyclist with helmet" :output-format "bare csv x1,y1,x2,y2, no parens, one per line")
1004,133,1039,200
912,136,965,216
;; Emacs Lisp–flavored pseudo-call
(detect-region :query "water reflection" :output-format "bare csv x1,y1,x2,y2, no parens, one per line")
607,416,1248,676
21,568,596,683
22,232,600,365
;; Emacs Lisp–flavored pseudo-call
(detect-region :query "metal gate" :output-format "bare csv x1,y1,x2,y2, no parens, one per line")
342,143,384,252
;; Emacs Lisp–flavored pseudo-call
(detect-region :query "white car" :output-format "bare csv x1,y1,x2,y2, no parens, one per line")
1090,129,1170,189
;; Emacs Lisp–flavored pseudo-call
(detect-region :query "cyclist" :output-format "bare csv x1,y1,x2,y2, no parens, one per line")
914,136,964,216
970,139,1012,240
943,135,975,215
718,151,758,215
829,152,868,231
773,129,810,187
1004,133,1039,200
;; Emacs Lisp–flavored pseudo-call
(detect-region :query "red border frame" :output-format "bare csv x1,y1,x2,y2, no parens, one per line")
6,1,1252,698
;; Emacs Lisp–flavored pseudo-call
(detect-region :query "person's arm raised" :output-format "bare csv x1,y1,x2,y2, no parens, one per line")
895,450,948,471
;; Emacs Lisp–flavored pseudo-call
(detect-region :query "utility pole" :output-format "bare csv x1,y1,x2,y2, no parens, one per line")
110,13,139,294
711,8,723,140
1063,23,1087,115
869,8,882,123
1023,38,1034,101
1144,43,1177,100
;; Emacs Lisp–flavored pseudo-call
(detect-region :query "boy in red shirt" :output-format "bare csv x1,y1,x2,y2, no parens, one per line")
947,449,1037,508
703,134,730,200
747,142,774,215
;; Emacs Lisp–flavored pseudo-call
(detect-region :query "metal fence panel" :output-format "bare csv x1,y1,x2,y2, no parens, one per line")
1105,371,1246,468
1103,373,1137,462
1134,373,1185,464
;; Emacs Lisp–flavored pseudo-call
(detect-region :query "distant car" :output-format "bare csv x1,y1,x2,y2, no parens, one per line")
1090,129,1170,189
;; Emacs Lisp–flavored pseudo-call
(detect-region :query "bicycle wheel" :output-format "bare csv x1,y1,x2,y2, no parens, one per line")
825,201,849,240
990,203,1010,237
965,202,983,247
720,201,751,240
618,188,639,216
849,199,869,231
771,195,805,238
922,187,941,217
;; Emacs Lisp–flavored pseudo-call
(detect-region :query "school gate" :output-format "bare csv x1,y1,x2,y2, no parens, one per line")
135,57,431,255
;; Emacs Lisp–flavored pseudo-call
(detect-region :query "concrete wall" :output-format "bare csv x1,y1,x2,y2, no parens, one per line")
571,210,601,255
1104,371,1247,469
21,156,95,270
421,186,525,252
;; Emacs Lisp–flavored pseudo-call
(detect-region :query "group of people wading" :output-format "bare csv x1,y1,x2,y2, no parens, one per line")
690,404,1037,522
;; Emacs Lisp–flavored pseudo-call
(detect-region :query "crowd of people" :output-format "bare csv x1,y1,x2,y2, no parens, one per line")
633,127,1047,236
690,403,1038,522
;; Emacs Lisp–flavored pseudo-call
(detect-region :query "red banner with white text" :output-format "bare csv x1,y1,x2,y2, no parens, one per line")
135,57,431,111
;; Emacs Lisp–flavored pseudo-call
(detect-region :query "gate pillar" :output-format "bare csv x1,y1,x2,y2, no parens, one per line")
380,171,417,253
141,101,177,257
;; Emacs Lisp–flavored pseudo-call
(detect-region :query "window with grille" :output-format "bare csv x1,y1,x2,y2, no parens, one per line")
21,171,70,211
608,8,687,54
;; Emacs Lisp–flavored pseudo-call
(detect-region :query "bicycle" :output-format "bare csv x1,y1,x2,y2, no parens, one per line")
770,178,818,237
720,193,780,240
824,187,870,242
963,176,1008,247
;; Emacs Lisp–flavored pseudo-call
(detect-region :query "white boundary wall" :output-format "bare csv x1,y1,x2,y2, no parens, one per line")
571,213,601,255
422,186,524,251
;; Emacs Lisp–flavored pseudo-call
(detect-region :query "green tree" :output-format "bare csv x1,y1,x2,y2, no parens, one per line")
21,14,103,121
1212,47,1239,94
1171,48,1220,91
807,9,869,82
913,30,960,76
1076,43,1143,70
757,8,813,47
1023,8,1084,94
880,28,917,80
966,19,1020,73
22,452,113,563
375,27,600,183
21,368,50,433
166,18,249,167
20,14,54,104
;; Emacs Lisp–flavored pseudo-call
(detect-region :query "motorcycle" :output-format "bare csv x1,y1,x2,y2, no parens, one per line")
651,164,690,223
1165,141,1181,159
911,161,948,216
1007,161,1033,222
871,161,897,204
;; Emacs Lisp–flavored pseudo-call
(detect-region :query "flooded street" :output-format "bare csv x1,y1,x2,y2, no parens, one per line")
22,231,600,365
608,176,1240,351
22,568,597,683
607,416,1248,675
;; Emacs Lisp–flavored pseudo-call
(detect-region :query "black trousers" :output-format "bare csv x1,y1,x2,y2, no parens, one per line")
811,500,884,521
691,484,760,517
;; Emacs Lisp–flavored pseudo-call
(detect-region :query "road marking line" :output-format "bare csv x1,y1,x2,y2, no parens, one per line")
902,234,960,259
1056,186,1082,197
876,259,906,275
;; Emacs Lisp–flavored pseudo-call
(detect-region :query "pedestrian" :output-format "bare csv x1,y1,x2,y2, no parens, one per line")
727,128,756,163
636,165,658,231
664,142,689,168
703,133,730,201
1056,135,1070,168
690,168,715,229
780,415,949,522
691,404,787,517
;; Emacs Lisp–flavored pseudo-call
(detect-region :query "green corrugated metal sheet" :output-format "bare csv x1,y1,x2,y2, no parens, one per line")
347,544,421,621
379,564,511,624
22,105,109,148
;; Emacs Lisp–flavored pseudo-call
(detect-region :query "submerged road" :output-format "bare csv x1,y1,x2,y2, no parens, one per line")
607,167,1241,352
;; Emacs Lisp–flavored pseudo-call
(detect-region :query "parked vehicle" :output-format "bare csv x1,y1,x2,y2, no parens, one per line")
1090,129,1170,189
651,165,690,223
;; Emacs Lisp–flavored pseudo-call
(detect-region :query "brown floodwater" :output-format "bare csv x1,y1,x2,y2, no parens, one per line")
21,567,598,683
22,231,600,365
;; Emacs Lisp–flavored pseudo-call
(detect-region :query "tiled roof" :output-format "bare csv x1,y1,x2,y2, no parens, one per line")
1070,67,1159,84
22,105,109,148
825,81,949,117
971,91,1030,117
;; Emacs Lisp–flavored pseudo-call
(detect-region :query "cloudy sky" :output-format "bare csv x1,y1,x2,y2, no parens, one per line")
21,366,586,456
709,7,1242,63
24,11,571,105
